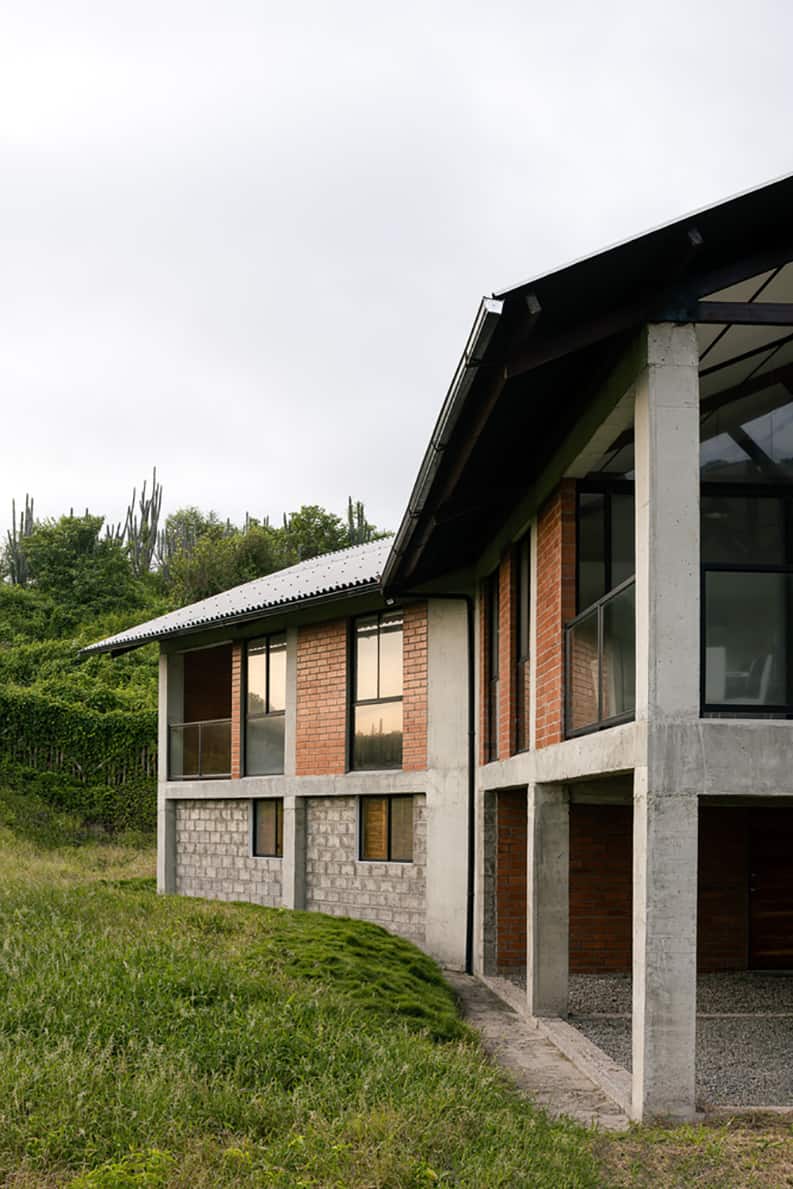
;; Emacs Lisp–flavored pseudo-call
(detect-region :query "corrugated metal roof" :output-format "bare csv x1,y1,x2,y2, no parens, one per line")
82,538,391,655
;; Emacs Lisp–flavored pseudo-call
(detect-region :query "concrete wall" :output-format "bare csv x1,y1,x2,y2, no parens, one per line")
304,794,427,946
174,799,282,906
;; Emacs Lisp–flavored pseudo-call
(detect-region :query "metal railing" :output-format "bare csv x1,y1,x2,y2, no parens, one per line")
168,718,232,780
565,577,635,737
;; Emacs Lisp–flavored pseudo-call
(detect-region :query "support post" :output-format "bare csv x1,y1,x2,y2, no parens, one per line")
281,795,306,910
631,323,700,1121
526,782,569,1018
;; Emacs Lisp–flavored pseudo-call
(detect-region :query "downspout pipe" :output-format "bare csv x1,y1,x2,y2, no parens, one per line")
390,591,476,974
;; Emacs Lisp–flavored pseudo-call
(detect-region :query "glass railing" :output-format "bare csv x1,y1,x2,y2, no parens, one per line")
168,719,232,780
565,577,635,736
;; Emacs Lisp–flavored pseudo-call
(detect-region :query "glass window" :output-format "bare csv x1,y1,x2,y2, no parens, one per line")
700,383,793,483
246,635,286,776
704,572,790,707
360,796,414,862
701,495,786,566
352,611,404,770
576,488,635,614
577,492,607,610
253,798,283,857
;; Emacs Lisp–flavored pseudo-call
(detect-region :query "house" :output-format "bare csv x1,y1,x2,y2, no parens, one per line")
85,171,793,1123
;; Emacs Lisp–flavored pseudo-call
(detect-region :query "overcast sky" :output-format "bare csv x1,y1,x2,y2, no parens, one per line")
2,1,792,544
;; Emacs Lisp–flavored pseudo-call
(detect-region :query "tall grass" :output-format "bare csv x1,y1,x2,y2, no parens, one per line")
0,788,599,1188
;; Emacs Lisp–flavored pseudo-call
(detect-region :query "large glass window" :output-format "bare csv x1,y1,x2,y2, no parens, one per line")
576,485,635,612
246,635,286,775
352,611,403,770
700,374,793,715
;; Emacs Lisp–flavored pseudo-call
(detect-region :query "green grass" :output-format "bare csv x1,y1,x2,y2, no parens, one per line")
1,787,791,1188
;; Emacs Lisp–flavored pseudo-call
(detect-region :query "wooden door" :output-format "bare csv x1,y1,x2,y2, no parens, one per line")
749,809,793,969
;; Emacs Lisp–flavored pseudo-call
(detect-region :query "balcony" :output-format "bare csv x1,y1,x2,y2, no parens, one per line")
565,577,635,736
169,718,232,780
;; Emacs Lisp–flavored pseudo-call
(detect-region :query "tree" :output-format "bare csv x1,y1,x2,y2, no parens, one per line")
22,515,142,620
281,505,349,564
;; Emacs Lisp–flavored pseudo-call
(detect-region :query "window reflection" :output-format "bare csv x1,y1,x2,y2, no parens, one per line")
353,611,404,770
246,635,286,776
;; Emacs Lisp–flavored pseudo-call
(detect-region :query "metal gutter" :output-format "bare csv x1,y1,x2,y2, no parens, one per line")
382,297,503,592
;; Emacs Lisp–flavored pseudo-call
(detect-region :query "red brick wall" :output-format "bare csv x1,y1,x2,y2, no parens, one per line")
535,481,576,749
496,790,527,969
497,552,517,760
295,620,348,776
570,804,633,973
402,603,428,771
698,807,749,972
230,643,242,780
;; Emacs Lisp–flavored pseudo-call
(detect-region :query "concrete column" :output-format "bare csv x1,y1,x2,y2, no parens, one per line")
157,798,176,894
425,599,470,969
631,322,700,1121
632,775,698,1121
634,323,700,722
526,782,569,1017
281,794,306,909
157,650,181,895
284,627,298,777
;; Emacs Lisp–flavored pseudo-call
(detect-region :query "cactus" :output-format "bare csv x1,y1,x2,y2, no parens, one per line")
5,494,35,586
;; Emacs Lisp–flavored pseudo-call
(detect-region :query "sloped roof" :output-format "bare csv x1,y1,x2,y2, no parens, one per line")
83,538,391,655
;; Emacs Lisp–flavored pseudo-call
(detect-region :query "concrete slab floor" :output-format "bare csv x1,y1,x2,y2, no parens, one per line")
569,973,793,1110
445,972,629,1131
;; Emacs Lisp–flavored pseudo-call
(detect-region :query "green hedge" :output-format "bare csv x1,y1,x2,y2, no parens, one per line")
0,686,157,832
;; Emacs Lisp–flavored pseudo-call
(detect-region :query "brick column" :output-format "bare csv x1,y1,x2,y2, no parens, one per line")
295,620,348,775
230,642,243,779
497,551,517,759
402,602,428,771
535,480,576,748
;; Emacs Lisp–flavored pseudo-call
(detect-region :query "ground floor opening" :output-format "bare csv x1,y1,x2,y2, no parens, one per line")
485,788,793,1109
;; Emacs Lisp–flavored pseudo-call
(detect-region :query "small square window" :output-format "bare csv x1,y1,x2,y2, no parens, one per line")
253,798,283,857
360,795,413,862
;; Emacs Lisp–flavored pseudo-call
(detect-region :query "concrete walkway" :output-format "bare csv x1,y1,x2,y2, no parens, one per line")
445,972,629,1131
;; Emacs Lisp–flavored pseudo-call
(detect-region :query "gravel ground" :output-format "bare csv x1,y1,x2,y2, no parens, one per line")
568,972,793,1016
569,973,793,1107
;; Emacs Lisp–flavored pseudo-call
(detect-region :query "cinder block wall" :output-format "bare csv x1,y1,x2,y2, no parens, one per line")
304,795,427,946
535,481,576,748
174,800,282,906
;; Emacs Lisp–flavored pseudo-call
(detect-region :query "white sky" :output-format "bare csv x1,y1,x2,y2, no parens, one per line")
2,0,792,542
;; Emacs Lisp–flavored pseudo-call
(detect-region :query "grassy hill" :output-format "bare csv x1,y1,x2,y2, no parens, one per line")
0,788,790,1188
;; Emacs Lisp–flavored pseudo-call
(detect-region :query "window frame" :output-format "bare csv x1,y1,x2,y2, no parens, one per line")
358,794,414,863
251,797,284,858
701,479,793,718
350,609,404,772
575,478,635,615
244,633,287,776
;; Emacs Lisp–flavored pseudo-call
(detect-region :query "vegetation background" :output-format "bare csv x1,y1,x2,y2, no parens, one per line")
0,471,387,833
